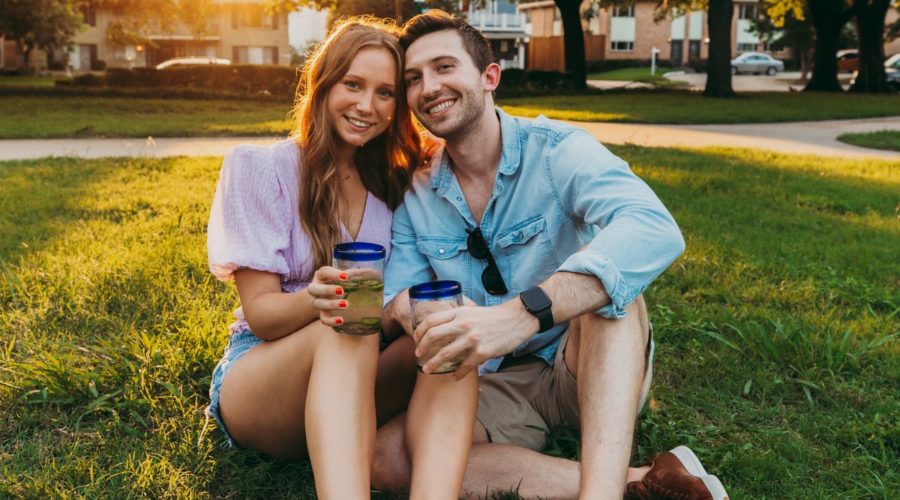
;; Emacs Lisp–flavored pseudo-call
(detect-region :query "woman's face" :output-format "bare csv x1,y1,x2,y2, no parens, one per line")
327,47,398,151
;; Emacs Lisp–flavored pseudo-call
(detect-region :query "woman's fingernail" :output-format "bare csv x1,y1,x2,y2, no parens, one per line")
339,300,347,308
335,318,343,325
335,288,343,296
339,273,348,280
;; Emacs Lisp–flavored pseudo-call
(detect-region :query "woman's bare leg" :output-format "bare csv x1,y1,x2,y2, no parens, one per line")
405,370,479,500
217,320,378,499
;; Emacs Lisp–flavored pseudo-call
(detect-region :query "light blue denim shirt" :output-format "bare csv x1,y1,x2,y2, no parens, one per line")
384,108,685,374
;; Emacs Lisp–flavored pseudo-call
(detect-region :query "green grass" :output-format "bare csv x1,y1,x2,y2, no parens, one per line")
500,91,900,123
0,76,56,88
0,96,292,138
837,130,900,152
1,148,898,498
587,67,683,88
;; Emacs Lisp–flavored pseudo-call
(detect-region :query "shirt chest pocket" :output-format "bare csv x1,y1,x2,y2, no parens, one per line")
416,237,468,283
495,215,558,291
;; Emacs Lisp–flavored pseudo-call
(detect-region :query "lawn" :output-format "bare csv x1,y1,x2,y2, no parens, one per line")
838,130,900,152
0,96,292,138
1,91,900,139
0,76,56,88
1,148,898,498
587,67,684,88
501,91,900,124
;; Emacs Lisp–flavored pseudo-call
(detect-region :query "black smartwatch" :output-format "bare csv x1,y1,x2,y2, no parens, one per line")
519,286,554,333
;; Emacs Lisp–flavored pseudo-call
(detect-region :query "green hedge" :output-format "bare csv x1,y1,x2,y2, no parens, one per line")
497,68,582,97
57,64,301,98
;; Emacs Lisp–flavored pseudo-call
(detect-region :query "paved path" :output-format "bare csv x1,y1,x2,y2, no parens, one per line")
1,116,898,161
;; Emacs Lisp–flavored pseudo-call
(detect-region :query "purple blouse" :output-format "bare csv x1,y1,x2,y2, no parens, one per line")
207,139,394,333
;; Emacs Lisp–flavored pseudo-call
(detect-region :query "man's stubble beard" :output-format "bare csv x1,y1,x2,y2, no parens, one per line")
417,87,485,144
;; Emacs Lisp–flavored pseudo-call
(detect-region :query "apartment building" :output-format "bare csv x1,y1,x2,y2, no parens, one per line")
519,0,789,70
466,0,528,69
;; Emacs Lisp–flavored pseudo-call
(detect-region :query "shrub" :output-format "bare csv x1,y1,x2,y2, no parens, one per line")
587,59,673,73
72,73,105,86
103,65,299,97
91,59,107,71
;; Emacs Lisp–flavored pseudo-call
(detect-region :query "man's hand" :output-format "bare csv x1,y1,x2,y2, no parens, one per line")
414,300,539,380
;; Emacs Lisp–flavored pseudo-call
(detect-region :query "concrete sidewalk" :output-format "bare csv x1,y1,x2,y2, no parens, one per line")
1,116,898,160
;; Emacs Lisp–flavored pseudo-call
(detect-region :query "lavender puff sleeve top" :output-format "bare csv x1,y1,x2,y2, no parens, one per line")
207,140,394,334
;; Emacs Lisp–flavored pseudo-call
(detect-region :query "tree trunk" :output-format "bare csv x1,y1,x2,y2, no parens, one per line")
395,0,404,24
800,50,811,83
805,0,853,92
849,0,891,93
704,0,735,98
554,0,587,90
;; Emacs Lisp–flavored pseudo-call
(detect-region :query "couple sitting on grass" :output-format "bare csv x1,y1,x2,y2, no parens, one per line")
205,10,729,500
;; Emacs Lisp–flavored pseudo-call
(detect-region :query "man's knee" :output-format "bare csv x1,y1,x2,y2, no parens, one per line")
371,415,411,494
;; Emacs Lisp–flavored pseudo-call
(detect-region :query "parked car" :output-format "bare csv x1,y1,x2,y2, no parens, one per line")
836,49,859,73
849,54,900,90
731,52,785,76
155,57,231,70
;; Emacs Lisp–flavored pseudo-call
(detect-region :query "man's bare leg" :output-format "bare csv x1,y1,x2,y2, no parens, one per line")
569,297,650,498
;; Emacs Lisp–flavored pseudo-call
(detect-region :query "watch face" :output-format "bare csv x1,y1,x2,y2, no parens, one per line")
522,287,551,311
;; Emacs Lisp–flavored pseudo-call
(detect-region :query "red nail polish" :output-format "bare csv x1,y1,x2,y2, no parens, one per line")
335,318,343,325
335,288,343,296
339,300,347,308
340,273,348,280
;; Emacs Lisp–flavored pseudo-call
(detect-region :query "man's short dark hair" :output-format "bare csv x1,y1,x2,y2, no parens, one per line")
399,10,495,72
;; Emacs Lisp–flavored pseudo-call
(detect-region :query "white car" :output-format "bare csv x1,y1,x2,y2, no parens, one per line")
155,57,231,70
731,52,785,76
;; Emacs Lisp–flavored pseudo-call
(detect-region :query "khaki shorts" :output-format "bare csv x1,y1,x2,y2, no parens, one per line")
476,325,654,451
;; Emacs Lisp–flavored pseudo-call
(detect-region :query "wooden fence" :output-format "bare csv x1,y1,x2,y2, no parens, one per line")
527,34,606,71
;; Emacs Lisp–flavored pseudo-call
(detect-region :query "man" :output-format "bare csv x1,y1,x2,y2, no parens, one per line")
372,10,729,500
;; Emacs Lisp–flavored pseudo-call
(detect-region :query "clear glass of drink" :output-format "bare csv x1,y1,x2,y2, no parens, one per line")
332,242,385,336
409,280,463,374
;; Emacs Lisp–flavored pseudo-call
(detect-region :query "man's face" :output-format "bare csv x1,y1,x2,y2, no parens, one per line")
403,30,488,141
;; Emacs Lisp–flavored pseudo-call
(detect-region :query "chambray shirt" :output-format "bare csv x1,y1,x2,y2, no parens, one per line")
384,108,685,374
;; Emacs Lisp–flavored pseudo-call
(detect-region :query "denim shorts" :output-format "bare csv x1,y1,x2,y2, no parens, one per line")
206,329,263,447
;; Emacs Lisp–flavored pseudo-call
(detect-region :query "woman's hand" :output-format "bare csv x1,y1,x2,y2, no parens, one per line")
306,266,349,328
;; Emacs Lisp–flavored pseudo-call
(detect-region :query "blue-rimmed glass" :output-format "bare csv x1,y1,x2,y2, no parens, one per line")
332,242,386,336
410,280,463,374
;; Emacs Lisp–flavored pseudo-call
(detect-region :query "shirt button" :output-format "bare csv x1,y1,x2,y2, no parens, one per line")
516,232,524,240
438,248,445,254
456,196,462,201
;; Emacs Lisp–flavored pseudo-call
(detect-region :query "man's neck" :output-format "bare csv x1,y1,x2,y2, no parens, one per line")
444,106,502,183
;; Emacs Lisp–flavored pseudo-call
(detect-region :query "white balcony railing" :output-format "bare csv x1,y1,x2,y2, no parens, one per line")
467,11,526,31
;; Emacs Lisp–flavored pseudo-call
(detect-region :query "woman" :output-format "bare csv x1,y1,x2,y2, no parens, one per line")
206,17,477,499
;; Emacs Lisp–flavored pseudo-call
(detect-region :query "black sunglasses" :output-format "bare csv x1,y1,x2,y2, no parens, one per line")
467,227,508,295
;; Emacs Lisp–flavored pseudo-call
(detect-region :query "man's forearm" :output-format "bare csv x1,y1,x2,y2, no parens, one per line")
539,271,612,326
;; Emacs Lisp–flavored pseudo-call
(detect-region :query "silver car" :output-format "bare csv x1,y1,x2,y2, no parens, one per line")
731,52,785,76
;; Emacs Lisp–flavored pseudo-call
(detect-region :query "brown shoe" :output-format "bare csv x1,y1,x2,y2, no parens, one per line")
624,446,729,500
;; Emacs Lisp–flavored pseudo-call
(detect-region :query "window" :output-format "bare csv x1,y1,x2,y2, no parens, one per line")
80,3,96,26
738,5,757,20
553,8,560,21
232,6,277,29
232,46,278,65
612,5,635,18
737,43,757,52
611,41,634,51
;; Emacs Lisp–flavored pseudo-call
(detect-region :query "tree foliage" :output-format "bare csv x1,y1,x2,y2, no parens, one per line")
0,0,86,66
94,0,215,46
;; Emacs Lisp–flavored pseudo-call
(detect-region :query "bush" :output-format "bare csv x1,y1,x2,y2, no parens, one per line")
688,59,708,73
72,73,105,86
103,65,299,97
497,68,583,97
587,59,673,73
91,59,107,71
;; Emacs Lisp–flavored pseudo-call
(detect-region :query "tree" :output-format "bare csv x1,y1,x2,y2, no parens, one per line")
804,0,855,91
704,0,736,97
0,0,85,69
94,0,216,47
849,0,892,92
266,0,457,27
753,3,815,83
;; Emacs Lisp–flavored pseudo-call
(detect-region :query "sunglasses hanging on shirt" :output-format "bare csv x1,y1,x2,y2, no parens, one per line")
466,227,508,295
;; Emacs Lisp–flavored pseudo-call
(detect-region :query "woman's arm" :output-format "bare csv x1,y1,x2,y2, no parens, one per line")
235,267,347,340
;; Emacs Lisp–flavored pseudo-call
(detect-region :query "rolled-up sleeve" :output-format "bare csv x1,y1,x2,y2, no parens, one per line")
383,200,434,307
551,131,685,318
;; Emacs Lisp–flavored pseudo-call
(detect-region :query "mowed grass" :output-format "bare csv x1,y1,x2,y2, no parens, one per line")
1,148,898,498
587,67,684,88
838,130,900,152
500,91,900,123
0,96,292,138
2,91,900,139
0,76,56,88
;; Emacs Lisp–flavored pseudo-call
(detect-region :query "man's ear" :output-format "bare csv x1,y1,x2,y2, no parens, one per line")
483,63,501,92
